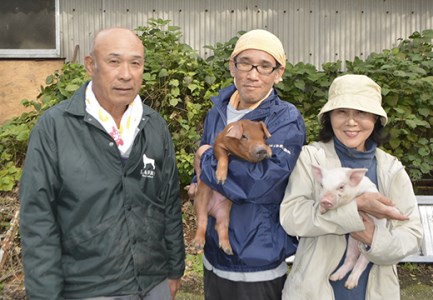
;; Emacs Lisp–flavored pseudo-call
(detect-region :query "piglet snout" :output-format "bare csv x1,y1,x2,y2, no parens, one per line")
253,146,272,161
319,196,335,213
320,200,334,209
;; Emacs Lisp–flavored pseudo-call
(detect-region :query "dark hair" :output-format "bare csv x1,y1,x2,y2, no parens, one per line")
318,112,389,146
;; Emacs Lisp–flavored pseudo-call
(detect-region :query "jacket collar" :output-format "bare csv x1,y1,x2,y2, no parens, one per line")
211,84,279,122
64,82,88,117
64,81,154,119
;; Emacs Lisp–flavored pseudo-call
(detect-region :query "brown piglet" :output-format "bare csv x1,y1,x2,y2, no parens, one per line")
187,120,272,255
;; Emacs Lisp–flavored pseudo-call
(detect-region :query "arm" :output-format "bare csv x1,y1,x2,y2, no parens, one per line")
348,191,410,245
200,106,306,204
356,168,423,265
19,118,64,299
168,278,181,300
160,125,185,281
355,192,409,221
280,146,365,237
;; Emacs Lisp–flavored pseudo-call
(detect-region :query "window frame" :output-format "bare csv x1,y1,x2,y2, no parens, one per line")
0,0,60,58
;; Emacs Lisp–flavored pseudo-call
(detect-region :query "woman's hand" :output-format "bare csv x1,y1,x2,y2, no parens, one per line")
351,211,375,246
355,192,408,221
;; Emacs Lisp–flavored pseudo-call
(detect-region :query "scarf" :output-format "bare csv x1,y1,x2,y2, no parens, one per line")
85,81,143,158
334,137,378,186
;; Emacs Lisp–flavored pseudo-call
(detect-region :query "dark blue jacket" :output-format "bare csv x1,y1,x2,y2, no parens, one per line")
200,84,306,272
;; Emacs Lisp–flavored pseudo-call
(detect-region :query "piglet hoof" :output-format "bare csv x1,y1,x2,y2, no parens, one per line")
215,174,226,184
329,272,344,282
192,238,205,253
215,171,227,185
219,243,233,255
216,178,226,185
344,277,359,290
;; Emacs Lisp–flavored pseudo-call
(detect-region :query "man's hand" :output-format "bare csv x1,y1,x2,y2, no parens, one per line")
168,278,181,300
185,144,212,200
351,211,375,246
355,192,408,221
184,183,197,200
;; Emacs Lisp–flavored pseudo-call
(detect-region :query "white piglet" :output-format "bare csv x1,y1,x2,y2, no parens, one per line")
311,164,383,290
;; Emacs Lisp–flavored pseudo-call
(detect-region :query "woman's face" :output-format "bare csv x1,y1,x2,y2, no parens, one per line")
330,108,378,151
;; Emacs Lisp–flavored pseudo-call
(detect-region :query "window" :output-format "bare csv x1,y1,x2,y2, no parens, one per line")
0,0,59,58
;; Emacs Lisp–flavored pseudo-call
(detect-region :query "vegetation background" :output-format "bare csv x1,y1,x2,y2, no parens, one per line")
0,19,432,299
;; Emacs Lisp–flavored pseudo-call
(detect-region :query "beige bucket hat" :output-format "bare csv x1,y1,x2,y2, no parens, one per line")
318,74,388,126
230,29,286,68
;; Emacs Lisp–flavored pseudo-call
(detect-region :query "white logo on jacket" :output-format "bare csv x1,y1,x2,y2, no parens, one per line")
142,154,155,170
141,154,155,178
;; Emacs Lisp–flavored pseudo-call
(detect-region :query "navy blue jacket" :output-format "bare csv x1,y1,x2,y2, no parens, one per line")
200,84,306,272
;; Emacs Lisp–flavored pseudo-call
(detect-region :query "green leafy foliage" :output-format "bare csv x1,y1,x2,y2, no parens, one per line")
275,61,338,142
0,63,89,191
0,21,432,192
345,29,433,180
135,19,229,184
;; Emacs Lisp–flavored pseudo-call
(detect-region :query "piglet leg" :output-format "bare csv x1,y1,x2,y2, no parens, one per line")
329,237,359,281
345,252,370,289
208,191,234,255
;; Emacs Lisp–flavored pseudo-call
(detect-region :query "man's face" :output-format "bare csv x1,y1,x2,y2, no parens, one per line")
85,29,144,111
229,49,284,109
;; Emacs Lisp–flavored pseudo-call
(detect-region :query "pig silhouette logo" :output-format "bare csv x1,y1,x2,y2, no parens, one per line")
142,154,155,170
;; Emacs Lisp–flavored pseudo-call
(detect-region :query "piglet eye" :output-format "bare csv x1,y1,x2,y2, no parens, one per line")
337,184,345,191
241,134,247,140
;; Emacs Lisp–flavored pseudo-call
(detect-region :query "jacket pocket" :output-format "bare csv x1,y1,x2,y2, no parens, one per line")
61,214,124,259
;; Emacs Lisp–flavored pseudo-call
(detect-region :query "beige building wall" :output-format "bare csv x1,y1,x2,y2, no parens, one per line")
0,59,64,124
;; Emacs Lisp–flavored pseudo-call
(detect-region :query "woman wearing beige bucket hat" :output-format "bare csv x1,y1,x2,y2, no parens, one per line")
280,74,423,299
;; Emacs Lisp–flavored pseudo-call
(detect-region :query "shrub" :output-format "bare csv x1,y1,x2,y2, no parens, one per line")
0,21,432,192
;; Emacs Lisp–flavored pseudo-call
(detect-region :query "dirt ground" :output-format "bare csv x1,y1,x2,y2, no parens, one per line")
1,194,432,299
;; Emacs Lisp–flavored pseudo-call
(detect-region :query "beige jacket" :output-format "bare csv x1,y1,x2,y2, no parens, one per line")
280,140,423,300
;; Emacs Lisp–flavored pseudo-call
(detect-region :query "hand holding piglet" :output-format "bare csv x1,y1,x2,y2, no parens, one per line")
355,192,409,221
350,211,375,246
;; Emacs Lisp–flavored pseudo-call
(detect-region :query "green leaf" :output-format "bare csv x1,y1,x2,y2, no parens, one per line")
46,75,54,84
294,80,305,90
65,84,80,92
169,79,180,87
418,148,430,156
418,108,430,117
389,139,401,149
170,87,180,97
420,163,431,173
158,68,169,77
169,98,179,106
186,83,197,92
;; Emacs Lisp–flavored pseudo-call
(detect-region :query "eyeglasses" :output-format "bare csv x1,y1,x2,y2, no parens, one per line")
234,61,280,75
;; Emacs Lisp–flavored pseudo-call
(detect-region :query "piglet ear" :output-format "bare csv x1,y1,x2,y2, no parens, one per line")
348,168,368,187
311,164,323,182
259,121,272,139
225,123,244,139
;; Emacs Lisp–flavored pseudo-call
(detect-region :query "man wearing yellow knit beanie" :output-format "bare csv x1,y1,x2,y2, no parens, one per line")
192,29,306,299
